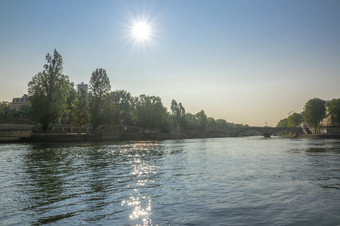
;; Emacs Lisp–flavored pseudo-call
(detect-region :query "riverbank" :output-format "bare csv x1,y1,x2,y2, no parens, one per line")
8,132,340,143
296,134,340,139
0,122,34,142
1,130,254,143
281,133,340,139
20,132,187,143
1,123,340,143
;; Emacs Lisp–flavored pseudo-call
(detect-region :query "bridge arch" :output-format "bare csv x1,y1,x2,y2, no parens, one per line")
206,127,303,138
233,129,265,137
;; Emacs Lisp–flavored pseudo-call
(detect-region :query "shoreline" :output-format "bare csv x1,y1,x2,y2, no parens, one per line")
1,123,340,143
1,132,340,143
294,134,340,139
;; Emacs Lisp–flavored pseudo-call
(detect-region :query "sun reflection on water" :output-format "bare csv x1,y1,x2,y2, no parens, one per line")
121,142,161,225
122,196,152,224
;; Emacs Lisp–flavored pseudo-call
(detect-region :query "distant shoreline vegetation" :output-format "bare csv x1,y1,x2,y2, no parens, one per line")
0,49,250,133
277,98,340,133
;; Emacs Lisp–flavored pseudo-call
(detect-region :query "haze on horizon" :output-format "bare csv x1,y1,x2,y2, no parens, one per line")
0,0,339,126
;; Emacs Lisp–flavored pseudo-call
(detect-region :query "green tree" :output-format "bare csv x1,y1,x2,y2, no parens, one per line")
196,110,208,131
207,117,217,129
135,95,169,132
66,82,77,112
27,49,70,131
303,98,326,132
0,101,11,120
178,103,186,130
277,118,288,127
170,99,178,116
216,119,228,128
0,102,31,121
15,105,32,121
100,94,116,126
59,82,77,124
72,89,89,127
89,68,111,130
328,98,340,125
110,90,135,125
170,99,179,132
287,113,302,127
182,113,199,131
170,99,186,133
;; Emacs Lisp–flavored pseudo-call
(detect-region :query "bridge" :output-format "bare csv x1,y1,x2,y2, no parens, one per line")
205,127,303,138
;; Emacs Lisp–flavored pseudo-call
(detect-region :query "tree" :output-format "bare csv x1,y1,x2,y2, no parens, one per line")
170,99,179,132
14,105,32,121
170,99,186,132
28,49,70,131
178,102,185,130
0,102,32,121
207,117,217,129
0,101,11,121
196,110,208,131
216,119,228,128
100,94,116,126
328,98,340,125
72,89,89,127
277,118,288,127
182,113,199,131
287,113,302,127
66,82,77,112
110,90,135,125
59,82,77,124
135,95,169,132
170,99,178,116
89,68,111,130
303,98,326,132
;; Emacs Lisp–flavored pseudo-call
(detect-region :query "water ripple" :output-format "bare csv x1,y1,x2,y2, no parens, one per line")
0,138,340,225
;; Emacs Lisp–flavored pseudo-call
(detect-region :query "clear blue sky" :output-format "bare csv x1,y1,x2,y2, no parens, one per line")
1,0,340,126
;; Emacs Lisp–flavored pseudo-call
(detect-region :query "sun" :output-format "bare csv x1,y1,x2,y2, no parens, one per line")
131,20,151,42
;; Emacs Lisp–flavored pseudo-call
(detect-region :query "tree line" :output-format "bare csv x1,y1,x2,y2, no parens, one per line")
0,49,248,133
277,98,340,132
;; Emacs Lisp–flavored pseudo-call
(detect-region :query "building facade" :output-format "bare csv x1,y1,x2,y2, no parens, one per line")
10,94,29,111
77,82,88,93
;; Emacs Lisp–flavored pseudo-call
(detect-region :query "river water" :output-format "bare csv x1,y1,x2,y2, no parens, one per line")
1,137,340,225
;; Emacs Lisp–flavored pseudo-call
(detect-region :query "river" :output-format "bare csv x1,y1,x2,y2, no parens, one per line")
1,137,340,225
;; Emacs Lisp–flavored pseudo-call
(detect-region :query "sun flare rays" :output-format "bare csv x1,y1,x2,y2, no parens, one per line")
128,17,155,46
132,21,151,42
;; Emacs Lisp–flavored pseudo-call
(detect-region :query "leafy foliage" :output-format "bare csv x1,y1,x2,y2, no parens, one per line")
100,95,116,126
196,110,208,131
170,99,186,132
89,68,111,130
27,49,70,131
110,90,135,125
207,117,217,129
72,89,89,127
135,95,170,132
0,101,11,120
0,101,32,122
276,118,288,127
303,98,326,132
287,113,302,127
328,98,340,125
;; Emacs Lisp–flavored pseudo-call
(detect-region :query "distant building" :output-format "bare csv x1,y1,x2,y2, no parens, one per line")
10,94,29,110
77,82,88,93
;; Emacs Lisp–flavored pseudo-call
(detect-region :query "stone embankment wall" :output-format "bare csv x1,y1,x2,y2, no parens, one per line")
27,133,101,142
0,123,34,142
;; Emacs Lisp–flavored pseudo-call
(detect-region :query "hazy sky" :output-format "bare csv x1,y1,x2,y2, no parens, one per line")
1,0,339,126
